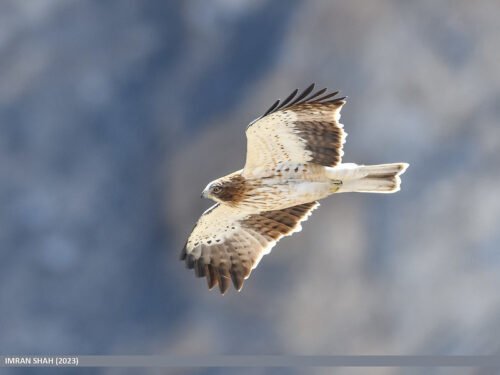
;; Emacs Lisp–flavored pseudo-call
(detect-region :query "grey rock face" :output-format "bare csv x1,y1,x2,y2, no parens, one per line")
1,1,500,374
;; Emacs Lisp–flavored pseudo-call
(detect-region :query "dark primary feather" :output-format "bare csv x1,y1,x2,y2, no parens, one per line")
277,88,299,109
302,87,327,102
288,83,315,106
179,246,187,260
262,99,281,117
252,83,345,124
314,90,341,102
206,264,217,289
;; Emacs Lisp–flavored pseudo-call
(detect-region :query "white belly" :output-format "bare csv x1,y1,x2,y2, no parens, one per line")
239,180,332,212
288,180,333,202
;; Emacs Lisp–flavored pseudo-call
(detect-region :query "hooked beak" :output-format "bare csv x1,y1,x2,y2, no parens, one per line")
201,189,207,199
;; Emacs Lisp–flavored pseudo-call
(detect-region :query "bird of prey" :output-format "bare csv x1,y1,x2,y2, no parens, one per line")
180,84,408,294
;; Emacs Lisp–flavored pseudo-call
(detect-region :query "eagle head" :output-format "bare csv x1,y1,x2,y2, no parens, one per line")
202,175,246,205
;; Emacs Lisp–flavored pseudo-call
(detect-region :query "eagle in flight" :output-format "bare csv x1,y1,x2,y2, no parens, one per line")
180,84,408,294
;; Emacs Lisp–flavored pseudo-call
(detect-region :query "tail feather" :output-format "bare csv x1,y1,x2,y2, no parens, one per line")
332,163,409,194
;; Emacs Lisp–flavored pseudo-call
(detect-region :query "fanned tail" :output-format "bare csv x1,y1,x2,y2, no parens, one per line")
329,163,409,194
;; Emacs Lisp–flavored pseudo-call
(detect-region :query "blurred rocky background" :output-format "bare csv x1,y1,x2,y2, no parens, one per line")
1,0,500,374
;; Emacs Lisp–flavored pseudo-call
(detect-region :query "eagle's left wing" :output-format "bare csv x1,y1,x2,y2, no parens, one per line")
180,201,319,294
243,84,346,177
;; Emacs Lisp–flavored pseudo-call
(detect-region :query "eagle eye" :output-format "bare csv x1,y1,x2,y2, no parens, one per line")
212,186,222,194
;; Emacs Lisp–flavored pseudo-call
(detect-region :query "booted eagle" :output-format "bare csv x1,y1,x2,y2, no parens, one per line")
180,84,408,294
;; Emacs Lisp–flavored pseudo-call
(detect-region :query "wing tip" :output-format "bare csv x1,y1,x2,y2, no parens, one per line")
185,254,196,269
248,84,346,128
179,245,187,261
205,264,217,290
218,277,230,294
230,272,244,291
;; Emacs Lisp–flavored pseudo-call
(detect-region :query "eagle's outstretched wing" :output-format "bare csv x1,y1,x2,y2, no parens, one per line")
180,201,319,294
244,84,347,176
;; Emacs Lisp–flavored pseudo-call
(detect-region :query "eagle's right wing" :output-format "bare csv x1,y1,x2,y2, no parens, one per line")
180,201,319,294
243,84,347,177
